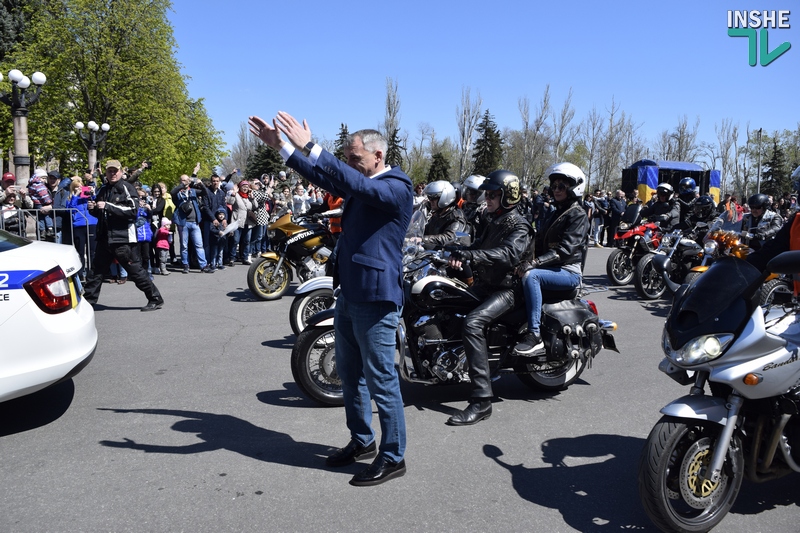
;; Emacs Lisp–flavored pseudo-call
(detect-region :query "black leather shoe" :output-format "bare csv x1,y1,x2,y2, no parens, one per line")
140,297,164,312
446,400,492,426
349,457,406,486
325,440,377,467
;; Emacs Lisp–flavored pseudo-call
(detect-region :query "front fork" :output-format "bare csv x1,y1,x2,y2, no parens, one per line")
705,394,744,483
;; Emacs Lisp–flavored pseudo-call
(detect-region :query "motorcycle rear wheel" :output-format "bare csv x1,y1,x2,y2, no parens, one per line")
606,248,635,286
247,257,292,301
516,355,588,391
289,288,335,335
291,325,344,406
634,254,667,300
638,415,743,533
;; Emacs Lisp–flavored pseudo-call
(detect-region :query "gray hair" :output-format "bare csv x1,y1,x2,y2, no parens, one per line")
345,129,388,156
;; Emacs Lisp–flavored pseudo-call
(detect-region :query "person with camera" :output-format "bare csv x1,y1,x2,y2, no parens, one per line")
171,173,214,274
83,160,164,311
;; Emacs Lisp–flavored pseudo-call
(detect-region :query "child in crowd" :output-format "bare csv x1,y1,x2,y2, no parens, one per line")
28,168,54,236
1,191,23,235
209,207,228,270
153,217,173,276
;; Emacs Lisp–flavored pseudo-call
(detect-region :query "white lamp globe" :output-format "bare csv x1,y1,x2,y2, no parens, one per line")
17,76,30,89
31,72,46,85
7,69,23,83
101,123,110,132
75,121,85,130
87,121,98,131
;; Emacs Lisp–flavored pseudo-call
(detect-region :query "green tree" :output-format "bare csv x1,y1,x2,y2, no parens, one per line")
426,152,449,183
472,109,503,176
386,127,403,169
333,123,349,162
245,144,285,182
0,0,224,186
761,137,792,197
0,0,28,62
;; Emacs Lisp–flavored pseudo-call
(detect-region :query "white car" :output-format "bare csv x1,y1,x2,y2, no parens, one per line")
0,229,98,402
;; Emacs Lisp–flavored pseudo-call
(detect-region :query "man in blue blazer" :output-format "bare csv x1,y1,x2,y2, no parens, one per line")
249,112,412,487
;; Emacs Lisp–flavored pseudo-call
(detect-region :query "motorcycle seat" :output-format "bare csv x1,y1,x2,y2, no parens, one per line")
541,287,580,303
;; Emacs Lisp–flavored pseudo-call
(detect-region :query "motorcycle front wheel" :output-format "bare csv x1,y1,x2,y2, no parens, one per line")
247,257,292,301
289,288,335,335
516,355,588,391
291,325,344,406
683,270,703,286
634,254,667,300
606,248,635,285
760,277,793,308
638,415,744,533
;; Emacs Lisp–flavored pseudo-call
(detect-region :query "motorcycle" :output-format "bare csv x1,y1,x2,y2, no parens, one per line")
638,252,800,532
606,204,663,286
247,212,337,301
634,224,706,300
290,212,618,406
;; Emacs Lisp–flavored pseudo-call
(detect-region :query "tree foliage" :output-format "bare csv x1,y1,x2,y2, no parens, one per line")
0,0,224,186
472,109,503,177
245,144,284,182
333,123,348,163
761,137,791,198
386,126,403,168
0,0,28,62
426,152,449,183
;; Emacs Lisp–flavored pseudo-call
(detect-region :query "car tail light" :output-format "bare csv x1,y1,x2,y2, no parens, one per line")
24,266,73,314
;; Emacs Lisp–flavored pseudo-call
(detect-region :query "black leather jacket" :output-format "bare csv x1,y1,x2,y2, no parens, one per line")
641,199,680,230
422,205,469,249
460,207,531,288
89,179,138,244
532,198,589,268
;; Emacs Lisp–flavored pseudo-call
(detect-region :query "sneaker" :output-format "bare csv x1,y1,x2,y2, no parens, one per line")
243,259,252,265
595,243,604,248
182,265,189,274
514,331,544,356
202,265,215,273
216,264,226,271
141,297,164,312
227,261,235,267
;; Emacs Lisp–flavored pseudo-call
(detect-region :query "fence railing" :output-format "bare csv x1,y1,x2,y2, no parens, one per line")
1,207,94,270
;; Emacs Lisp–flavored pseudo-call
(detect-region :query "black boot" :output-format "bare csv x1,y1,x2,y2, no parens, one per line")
446,399,492,426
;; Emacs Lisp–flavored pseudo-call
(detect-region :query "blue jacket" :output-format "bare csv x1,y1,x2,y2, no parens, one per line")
288,149,412,306
66,194,98,227
170,185,201,225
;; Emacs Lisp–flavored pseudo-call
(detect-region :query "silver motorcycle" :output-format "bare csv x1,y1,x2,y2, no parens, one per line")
638,251,800,532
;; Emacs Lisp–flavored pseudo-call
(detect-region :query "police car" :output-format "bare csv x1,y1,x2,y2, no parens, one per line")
0,229,97,402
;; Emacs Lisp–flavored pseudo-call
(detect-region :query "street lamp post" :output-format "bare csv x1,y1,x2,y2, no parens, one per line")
0,69,47,188
74,120,110,172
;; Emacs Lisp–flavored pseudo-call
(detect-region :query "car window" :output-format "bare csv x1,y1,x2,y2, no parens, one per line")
0,229,32,252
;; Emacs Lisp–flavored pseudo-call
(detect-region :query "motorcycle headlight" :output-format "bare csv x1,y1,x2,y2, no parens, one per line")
703,240,718,255
619,222,630,230
663,329,734,366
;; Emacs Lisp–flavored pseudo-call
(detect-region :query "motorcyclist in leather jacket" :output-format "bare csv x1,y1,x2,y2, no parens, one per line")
676,177,698,230
641,182,680,230
421,181,469,249
446,170,531,426
741,193,783,250
513,163,589,355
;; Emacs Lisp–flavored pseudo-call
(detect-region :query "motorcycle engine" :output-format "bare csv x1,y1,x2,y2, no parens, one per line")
412,313,468,383
301,256,327,278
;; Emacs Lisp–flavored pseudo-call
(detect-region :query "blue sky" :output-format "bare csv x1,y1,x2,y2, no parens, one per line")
168,0,798,159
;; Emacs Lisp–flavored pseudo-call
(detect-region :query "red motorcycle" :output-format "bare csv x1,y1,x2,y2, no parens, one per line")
606,204,663,286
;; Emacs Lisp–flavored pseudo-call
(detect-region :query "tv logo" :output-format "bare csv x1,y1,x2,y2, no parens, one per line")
728,10,791,66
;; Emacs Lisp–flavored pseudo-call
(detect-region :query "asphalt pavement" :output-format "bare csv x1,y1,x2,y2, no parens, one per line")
1,249,798,532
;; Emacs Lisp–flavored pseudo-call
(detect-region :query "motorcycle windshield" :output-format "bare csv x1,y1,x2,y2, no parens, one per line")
667,256,762,350
709,215,743,233
621,204,641,224
403,210,426,263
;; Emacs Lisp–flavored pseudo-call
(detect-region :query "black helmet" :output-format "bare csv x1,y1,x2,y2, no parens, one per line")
693,195,714,218
678,177,696,199
747,193,770,210
480,170,521,209
656,182,674,199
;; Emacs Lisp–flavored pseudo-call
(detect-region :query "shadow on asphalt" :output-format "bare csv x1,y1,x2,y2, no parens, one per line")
96,407,348,471
484,434,653,531
226,289,261,302
0,380,75,437
256,384,331,408
262,336,296,349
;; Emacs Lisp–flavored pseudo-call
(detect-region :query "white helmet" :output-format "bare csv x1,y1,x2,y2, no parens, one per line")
461,174,485,203
545,162,586,198
424,180,457,209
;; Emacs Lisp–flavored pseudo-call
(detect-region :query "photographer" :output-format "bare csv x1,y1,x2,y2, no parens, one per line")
171,173,213,274
124,160,152,184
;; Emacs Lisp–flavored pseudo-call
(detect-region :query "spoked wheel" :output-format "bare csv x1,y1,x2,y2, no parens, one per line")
606,248,635,285
516,355,588,391
289,288,335,335
247,257,291,301
634,254,667,300
290,326,344,406
638,416,743,533
760,277,792,308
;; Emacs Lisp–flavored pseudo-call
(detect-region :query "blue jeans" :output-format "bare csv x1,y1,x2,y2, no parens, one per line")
251,224,267,254
522,267,581,335
232,226,252,260
334,294,405,463
180,220,207,268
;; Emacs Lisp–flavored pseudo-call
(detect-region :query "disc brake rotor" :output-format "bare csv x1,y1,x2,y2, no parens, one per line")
679,437,727,509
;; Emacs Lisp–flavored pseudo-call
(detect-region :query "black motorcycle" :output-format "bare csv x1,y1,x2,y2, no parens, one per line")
290,213,618,406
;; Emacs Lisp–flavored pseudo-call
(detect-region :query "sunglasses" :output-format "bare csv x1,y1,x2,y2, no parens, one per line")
552,182,569,191
485,191,501,200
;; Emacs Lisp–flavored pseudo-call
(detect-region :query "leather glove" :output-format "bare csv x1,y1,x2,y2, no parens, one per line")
450,250,472,262
516,259,539,277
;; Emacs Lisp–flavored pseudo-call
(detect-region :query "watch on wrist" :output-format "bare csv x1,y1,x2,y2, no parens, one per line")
301,141,315,157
